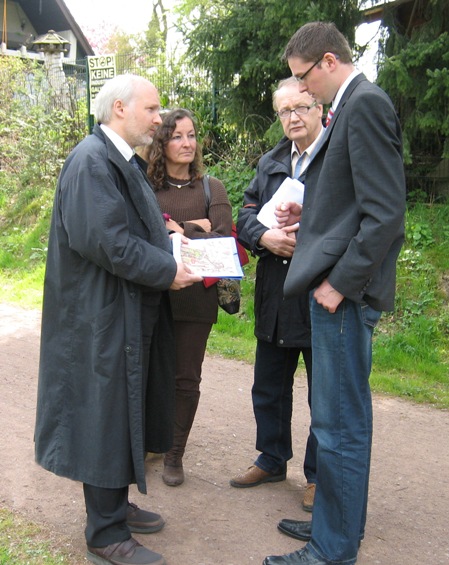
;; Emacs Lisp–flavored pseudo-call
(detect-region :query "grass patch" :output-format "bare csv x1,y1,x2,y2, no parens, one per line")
0,508,78,564
370,370,449,407
207,269,257,363
0,266,45,310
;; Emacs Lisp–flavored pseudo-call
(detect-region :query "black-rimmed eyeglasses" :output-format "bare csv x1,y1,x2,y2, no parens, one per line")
276,100,317,120
294,58,323,84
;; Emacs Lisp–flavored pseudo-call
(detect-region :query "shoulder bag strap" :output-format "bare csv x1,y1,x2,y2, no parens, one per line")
202,174,211,211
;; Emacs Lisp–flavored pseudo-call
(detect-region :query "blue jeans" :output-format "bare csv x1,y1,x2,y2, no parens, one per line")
307,296,381,565
252,339,316,481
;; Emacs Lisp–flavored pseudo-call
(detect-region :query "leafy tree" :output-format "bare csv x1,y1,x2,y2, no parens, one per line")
176,0,361,134
140,0,169,59
104,29,137,63
376,0,449,200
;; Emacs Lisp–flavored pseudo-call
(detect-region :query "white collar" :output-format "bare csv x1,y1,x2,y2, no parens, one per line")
332,69,362,111
100,124,134,161
291,125,325,159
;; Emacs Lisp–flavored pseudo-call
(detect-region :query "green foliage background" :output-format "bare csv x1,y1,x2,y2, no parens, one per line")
176,0,361,135
89,0,449,202
376,0,449,199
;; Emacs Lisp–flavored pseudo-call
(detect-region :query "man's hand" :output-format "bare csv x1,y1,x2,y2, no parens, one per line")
170,263,202,290
274,201,302,228
259,227,297,257
313,279,344,314
282,224,299,240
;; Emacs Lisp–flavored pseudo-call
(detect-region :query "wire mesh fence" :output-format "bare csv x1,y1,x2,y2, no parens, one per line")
2,51,449,200
65,53,215,113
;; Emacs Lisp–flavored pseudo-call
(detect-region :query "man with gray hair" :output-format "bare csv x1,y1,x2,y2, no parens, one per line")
230,78,324,513
35,74,201,565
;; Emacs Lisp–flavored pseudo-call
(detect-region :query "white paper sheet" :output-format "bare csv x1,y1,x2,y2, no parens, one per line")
256,177,304,228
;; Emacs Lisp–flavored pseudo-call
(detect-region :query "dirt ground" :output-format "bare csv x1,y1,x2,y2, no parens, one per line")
1,302,449,565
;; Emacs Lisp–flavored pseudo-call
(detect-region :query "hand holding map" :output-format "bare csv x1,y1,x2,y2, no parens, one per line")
172,233,243,278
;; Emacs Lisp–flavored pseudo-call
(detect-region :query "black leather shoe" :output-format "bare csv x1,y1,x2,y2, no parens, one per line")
278,519,311,541
277,519,362,549
126,502,165,534
263,546,327,564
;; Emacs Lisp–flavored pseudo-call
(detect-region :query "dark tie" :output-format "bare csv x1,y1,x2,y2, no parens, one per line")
325,107,334,127
129,155,141,171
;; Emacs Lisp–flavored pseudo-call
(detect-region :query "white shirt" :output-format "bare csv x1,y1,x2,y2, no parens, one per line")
100,124,134,162
331,69,362,113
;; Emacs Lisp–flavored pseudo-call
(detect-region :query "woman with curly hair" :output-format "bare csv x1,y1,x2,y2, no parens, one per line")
146,108,233,486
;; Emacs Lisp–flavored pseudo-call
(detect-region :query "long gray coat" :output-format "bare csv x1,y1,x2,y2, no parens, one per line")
35,125,178,494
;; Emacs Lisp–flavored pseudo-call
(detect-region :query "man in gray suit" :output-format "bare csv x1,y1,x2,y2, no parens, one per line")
263,22,406,565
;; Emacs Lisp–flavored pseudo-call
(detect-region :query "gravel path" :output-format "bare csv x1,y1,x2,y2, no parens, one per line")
1,303,448,564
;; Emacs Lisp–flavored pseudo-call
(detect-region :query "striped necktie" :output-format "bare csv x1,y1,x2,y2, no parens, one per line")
325,107,334,127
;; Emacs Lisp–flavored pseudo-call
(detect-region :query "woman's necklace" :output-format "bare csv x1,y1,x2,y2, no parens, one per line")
167,178,191,189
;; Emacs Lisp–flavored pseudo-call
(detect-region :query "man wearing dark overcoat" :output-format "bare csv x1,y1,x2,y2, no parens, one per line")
35,74,201,565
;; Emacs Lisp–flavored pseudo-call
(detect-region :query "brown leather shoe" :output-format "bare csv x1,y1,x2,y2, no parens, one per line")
302,483,316,512
162,463,185,486
87,537,165,565
126,502,165,534
230,465,286,488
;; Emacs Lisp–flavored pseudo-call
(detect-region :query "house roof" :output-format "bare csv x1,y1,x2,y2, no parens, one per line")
360,0,431,36
16,0,94,58
360,0,415,24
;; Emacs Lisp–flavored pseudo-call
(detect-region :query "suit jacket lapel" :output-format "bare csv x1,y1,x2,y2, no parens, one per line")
325,73,367,136
315,73,368,155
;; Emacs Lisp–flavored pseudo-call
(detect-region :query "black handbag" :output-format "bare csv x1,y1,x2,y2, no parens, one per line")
216,277,241,314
